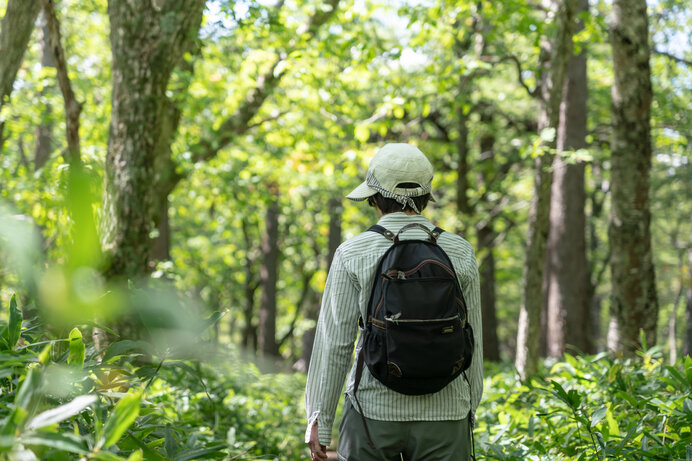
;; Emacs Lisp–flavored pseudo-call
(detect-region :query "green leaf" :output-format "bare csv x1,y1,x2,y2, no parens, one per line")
0,434,14,451
0,326,9,351
549,381,571,406
590,406,607,429
354,124,370,143
195,311,226,335
99,390,142,449
37,343,51,366
7,294,22,349
67,328,85,368
127,449,143,461
20,431,88,454
26,394,97,430
102,340,153,363
173,444,228,461
15,368,41,413
606,407,620,437
165,424,178,458
91,451,128,461
684,356,692,386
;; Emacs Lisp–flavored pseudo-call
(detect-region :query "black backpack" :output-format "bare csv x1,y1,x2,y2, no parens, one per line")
353,223,474,398
350,223,477,454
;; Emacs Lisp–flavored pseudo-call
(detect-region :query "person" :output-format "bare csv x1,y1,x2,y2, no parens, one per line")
305,143,483,461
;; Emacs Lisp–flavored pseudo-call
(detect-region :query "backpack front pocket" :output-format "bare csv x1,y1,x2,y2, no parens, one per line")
384,314,466,379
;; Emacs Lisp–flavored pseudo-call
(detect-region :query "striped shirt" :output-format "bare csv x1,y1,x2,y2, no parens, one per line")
304,212,484,445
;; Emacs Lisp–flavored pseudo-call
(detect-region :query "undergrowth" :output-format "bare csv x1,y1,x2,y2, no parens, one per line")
1,294,691,460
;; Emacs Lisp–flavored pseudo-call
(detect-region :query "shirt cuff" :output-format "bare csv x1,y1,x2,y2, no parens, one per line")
305,411,320,444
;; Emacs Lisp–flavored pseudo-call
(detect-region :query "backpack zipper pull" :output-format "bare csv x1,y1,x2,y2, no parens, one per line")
387,312,402,324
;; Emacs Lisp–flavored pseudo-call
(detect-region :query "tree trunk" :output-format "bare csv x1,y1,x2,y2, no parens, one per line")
258,184,280,356
478,223,499,361
683,219,692,357
546,0,590,357
587,161,606,351
34,12,55,170
101,0,205,280
0,0,41,105
455,107,471,216
241,218,259,351
150,193,171,262
607,0,658,355
516,0,577,379
0,0,41,148
477,110,500,362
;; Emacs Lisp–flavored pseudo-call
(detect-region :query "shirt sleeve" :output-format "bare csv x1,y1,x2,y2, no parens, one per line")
304,247,360,446
461,247,484,412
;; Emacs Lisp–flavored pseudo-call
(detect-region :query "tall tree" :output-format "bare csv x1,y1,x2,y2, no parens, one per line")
516,0,578,379
100,0,206,278
149,0,341,263
258,183,280,356
34,11,55,171
477,111,500,362
683,215,692,357
545,0,591,357
0,0,41,148
41,0,81,166
607,0,659,354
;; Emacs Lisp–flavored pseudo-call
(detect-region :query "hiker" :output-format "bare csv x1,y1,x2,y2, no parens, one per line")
304,143,483,461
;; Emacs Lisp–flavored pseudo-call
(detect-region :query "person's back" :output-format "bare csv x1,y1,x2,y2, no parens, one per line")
305,143,483,461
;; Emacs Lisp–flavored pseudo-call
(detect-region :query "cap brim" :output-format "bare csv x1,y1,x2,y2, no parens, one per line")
345,181,378,201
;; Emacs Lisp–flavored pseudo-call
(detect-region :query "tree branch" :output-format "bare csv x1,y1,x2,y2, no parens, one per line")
186,0,341,168
41,0,81,165
652,48,692,67
482,54,536,97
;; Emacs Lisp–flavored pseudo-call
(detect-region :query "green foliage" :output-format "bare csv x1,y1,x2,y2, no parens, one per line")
476,351,692,460
0,294,308,460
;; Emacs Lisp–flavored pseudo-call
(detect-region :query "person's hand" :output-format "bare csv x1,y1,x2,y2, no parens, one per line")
307,421,328,461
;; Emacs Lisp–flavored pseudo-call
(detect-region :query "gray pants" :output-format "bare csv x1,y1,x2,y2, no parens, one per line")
336,399,472,461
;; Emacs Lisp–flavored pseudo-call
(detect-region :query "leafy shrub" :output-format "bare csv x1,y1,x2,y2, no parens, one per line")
476,351,692,460
4,288,692,461
0,294,308,461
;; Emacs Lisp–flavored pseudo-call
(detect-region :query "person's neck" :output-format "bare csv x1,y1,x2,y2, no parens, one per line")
377,210,420,218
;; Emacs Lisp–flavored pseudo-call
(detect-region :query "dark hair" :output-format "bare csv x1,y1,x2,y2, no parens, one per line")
367,183,431,214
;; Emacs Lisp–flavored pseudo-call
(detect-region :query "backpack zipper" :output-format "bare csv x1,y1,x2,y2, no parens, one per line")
385,314,460,325
385,259,455,279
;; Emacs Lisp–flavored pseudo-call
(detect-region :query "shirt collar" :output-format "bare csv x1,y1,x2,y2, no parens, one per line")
377,212,432,228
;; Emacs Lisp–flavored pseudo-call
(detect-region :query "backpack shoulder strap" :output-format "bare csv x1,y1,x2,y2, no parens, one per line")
368,225,395,241
370,224,446,242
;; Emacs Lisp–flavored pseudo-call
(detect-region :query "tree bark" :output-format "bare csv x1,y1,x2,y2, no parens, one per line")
516,0,577,380
607,0,659,355
101,0,205,280
0,0,41,105
455,107,471,216
0,0,41,148
241,217,259,351
258,184,280,356
477,110,500,362
546,0,590,357
41,0,81,165
683,218,692,357
478,223,499,361
587,161,607,351
34,12,55,171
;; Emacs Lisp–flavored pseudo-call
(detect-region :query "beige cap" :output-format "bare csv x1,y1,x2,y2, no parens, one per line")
346,143,435,211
